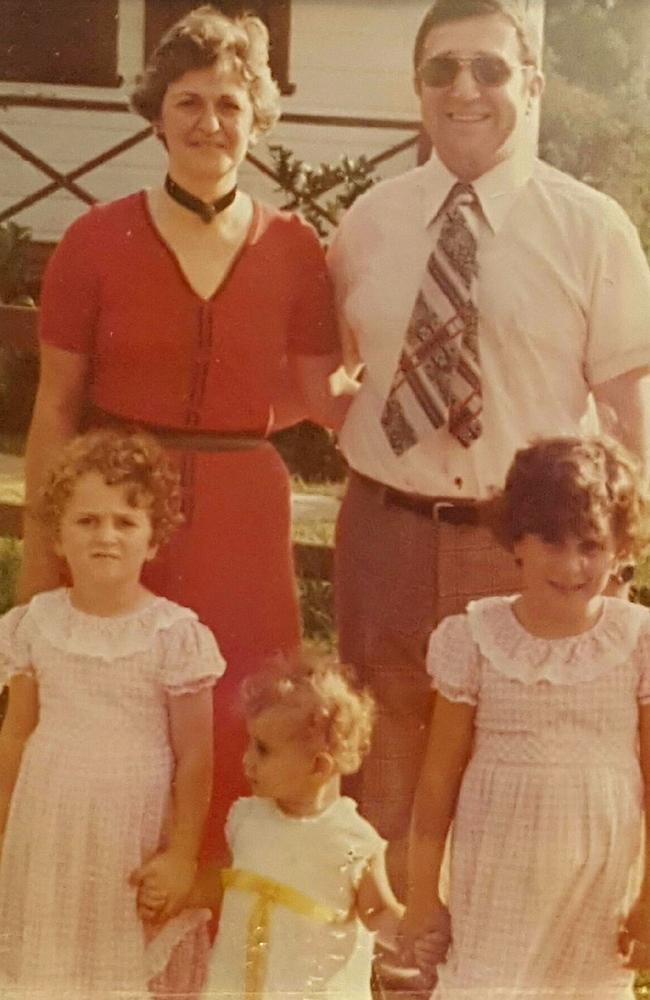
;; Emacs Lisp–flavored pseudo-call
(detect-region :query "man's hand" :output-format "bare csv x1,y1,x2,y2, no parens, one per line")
619,896,650,970
399,900,451,968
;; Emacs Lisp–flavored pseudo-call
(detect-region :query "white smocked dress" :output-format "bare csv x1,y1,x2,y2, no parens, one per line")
426,595,650,1000
0,588,226,1000
202,795,385,1000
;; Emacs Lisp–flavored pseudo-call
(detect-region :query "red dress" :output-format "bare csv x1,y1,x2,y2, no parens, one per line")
39,192,339,856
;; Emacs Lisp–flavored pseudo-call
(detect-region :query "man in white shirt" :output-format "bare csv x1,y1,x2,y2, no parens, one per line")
328,0,650,903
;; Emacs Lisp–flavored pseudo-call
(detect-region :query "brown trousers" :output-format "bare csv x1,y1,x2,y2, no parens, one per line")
335,470,521,896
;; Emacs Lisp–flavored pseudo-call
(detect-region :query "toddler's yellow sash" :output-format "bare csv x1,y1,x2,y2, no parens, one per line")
221,867,350,999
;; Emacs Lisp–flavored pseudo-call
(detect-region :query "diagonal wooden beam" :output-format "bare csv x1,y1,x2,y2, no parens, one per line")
66,126,153,182
0,92,420,228
0,125,153,223
0,128,95,203
366,134,419,169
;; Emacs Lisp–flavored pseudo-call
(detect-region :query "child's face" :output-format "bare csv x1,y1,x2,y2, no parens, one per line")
243,706,323,814
513,529,618,608
54,472,157,588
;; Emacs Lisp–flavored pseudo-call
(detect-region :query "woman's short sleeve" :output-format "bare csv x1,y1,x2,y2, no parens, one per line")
38,209,101,354
425,613,481,706
159,618,226,695
0,604,36,684
287,216,340,357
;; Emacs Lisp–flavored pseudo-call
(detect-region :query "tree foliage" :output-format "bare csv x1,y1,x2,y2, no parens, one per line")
541,0,650,256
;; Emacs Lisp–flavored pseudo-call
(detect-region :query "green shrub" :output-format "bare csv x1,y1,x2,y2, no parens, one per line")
0,348,38,433
0,220,39,434
0,222,32,305
297,576,335,648
272,422,347,483
0,537,20,615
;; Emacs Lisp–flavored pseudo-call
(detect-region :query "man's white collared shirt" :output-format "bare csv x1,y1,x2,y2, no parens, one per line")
327,153,650,498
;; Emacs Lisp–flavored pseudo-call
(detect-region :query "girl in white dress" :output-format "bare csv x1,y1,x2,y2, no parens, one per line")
404,436,650,1000
139,656,404,999
0,429,226,999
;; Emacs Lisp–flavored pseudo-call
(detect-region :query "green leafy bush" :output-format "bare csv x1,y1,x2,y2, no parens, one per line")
272,423,347,483
0,222,33,306
0,222,39,434
269,145,376,240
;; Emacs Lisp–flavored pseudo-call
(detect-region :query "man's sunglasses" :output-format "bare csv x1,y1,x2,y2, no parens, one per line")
418,54,528,88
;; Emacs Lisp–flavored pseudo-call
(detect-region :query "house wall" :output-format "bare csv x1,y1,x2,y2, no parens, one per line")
0,0,426,243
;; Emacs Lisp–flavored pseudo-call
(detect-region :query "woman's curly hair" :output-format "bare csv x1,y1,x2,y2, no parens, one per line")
241,654,376,776
38,429,183,548
482,435,650,561
131,5,280,136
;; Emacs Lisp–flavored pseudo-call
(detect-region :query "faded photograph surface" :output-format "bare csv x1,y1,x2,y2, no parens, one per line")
1,2,650,998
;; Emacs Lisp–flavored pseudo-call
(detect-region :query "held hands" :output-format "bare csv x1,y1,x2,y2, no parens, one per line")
399,901,451,986
619,896,650,970
129,849,197,924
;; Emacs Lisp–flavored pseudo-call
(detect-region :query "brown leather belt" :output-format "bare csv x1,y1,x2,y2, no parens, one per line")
87,406,268,452
353,470,480,525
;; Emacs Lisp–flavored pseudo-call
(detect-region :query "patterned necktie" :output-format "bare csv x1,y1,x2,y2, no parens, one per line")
381,182,482,455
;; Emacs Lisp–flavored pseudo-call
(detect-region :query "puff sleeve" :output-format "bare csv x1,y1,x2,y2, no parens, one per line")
158,618,226,696
425,613,481,706
224,796,252,850
0,604,36,685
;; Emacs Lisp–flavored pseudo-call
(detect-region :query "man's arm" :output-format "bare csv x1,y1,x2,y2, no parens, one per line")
593,366,650,473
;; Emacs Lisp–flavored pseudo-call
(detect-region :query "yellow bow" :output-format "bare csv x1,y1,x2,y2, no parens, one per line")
221,867,350,999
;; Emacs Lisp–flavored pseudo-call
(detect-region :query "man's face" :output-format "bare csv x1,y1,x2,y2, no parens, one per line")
415,13,543,181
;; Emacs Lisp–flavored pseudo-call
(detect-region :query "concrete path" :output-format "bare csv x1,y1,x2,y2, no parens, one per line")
0,453,24,505
291,491,339,522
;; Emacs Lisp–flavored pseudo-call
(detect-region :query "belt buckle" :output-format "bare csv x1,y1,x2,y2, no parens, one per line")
434,500,479,526
433,501,454,523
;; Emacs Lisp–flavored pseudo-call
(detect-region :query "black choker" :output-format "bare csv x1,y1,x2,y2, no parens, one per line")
164,175,237,223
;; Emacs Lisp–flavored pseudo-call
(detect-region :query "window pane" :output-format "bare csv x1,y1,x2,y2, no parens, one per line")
144,0,293,94
0,0,120,87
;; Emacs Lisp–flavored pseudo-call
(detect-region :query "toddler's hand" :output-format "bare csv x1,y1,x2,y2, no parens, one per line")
619,897,650,970
130,850,196,923
135,880,167,924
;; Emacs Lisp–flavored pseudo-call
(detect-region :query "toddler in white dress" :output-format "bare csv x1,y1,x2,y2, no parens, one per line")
139,655,404,999
0,429,226,998
404,435,650,1000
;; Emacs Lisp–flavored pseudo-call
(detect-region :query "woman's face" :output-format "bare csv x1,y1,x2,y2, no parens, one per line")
157,61,255,188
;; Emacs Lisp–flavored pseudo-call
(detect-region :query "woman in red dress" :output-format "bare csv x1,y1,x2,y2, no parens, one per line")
18,6,353,859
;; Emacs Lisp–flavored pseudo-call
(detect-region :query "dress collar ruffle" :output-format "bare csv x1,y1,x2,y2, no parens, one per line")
28,587,198,661
467,595,649,686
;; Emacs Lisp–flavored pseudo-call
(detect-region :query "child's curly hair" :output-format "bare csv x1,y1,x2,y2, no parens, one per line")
38,429,184,547
482,436,650,560
241,655,376,776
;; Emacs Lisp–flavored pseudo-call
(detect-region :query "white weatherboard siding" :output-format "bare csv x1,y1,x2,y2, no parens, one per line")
0,0,544,241
0,0,425,242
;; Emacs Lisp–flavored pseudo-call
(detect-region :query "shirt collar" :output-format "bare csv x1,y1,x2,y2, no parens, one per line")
421,149,534,234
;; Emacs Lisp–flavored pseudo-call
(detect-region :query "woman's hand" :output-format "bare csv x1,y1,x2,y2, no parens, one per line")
619,896,650,970
130,849,197,923
399,900,451,973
